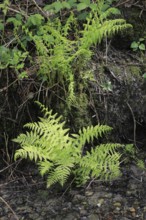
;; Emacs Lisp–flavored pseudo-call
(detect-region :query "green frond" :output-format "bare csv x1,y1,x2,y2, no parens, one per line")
75,143,122,185
14,145,48,162
99,7,121,22
80,12,132,49
62,12,77,37
73,125,112,150
47,165,71,187
38,160,54,176
14,103,123,188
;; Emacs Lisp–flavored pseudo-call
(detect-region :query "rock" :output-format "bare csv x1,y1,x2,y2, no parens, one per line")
85,190,94,197
88,214,100,220
72,195,86,204
87,192,106,207
113,194,123,202
97,198,104,207
62,213,77,220
130,165,145,179
128,207,136,218
79,208,87,216
113,202,122,208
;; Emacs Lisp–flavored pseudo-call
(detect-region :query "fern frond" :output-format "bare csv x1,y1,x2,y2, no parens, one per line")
99,7,121,22
80,12,132,49
14,103,123,188
73,125,112,150
47,165,71,187
38,160,54,176
14,145,48,162
76,143,122,185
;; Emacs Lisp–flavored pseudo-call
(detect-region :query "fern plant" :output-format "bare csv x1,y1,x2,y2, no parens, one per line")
3,1,132,108
14,102,122,188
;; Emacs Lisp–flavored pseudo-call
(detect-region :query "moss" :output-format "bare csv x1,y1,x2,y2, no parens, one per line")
128,66,141,77
73,92,92,129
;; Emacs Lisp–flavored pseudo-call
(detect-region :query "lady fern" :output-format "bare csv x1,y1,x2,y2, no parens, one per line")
14,102,122,188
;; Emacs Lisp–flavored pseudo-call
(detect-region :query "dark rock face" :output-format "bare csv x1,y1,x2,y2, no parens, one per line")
88,48,146,147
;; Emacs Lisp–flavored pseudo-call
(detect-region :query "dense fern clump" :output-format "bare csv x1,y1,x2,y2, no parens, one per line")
14,102,122,188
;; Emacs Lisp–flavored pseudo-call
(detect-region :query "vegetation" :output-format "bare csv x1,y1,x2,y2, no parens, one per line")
0,0,132,109
0,0,145,188
14,102,122,187
130,38,146,52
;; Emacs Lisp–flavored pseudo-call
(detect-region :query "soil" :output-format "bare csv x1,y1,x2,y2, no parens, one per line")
0,164,146,220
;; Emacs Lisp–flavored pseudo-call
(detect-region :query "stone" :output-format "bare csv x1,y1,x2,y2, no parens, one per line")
85,190,94,197
88,214,100,220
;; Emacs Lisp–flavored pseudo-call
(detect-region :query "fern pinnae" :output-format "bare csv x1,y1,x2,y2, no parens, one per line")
14,103,126,187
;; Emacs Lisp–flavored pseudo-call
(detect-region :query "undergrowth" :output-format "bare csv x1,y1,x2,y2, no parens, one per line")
0,0,132,109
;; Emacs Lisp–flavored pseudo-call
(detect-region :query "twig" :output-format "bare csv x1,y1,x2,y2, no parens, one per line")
126,102,137,149
0,196,19,220
0,79,18,93
31,0,49,18
7,7,28,18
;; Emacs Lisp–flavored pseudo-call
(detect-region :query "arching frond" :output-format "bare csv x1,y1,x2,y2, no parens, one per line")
14,103,123,188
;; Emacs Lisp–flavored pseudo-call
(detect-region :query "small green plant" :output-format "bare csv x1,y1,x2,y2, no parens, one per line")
0,0,10,15
13,102,122,188
130,38,146,52
44,0,120,20
123,144,145,169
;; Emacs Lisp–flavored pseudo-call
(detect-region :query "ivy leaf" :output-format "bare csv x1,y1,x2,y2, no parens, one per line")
130,41,138,49
77,3,88,11
139,38,144,42
26,14,44,27
89,3,98,11
68,0,77,7
62,1,71,9
139,43,145,51
53,2,63,13
7,17,22,27
18,71,28,79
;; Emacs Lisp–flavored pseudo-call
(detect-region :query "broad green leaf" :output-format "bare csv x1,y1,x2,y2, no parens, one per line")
130,41,138,49
53,2,63,13
7,17,22,27
18,71,28,79
139,38,144,42
68,0,77,7
89,3,98,11
15,13,23,21
62,1,71,9
26,14,44,27
77,3,88,11
139,43,145,50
